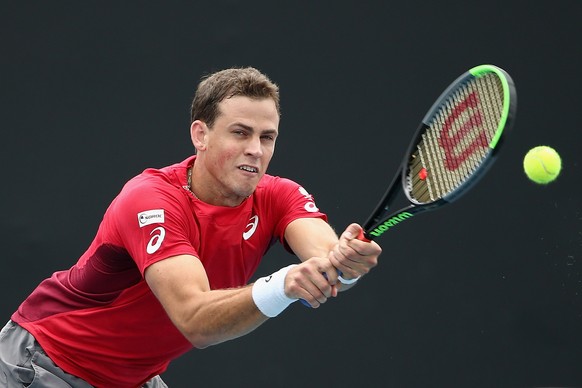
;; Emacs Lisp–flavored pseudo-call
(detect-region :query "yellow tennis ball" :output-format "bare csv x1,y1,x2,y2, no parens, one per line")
523,146,562,184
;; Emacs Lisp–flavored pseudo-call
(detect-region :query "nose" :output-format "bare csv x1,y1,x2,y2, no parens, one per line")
245,136,263,157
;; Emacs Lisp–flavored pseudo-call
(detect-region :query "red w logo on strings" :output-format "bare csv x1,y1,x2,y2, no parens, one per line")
438,91,488,171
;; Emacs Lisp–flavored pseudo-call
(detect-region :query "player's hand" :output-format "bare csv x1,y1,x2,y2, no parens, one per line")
284,257,339,308
329,223,381,282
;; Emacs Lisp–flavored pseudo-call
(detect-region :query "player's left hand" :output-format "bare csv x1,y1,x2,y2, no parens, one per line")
328,223,381,283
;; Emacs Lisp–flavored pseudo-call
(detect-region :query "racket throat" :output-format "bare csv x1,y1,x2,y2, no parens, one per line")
365,210,415,238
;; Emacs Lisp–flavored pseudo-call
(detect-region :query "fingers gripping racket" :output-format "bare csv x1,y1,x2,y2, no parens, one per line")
357,64,517,242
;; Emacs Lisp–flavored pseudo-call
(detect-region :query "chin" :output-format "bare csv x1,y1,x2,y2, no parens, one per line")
236,184,257,199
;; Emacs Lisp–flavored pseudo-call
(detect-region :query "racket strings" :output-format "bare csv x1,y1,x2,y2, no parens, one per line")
408,73,505,203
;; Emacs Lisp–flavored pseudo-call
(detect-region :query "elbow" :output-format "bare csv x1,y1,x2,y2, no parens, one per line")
191,339,212,349
180,326,219,349
171,307,217,349
177,326,210,349
188,335,214,349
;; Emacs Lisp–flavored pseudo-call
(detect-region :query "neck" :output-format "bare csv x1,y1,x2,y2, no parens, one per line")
186,166,198,199
187,164,246,207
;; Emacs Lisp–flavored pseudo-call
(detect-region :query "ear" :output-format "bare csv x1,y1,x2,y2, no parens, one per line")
190,120,208,152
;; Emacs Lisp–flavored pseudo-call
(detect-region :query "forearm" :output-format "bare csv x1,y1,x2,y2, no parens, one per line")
147,256,300,349
285,218,339,261
180,264,301,347
146,252,342,347
179,286,267,349
146,255,272,349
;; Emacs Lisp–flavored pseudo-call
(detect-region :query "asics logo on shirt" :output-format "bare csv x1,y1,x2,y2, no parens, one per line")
243,215,259,240
298,187,319,213
147,227,166,254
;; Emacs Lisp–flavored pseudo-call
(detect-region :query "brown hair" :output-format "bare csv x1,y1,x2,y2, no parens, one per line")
190,67,280,127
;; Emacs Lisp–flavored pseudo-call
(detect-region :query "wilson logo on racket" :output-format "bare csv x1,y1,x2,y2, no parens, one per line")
438,91,488,171
368,211,413,237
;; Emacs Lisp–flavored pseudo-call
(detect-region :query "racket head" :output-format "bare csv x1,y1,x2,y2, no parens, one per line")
402,64,517,207
361,65,516,241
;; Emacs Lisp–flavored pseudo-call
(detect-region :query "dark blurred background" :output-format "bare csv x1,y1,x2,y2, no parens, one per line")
1,1,581,386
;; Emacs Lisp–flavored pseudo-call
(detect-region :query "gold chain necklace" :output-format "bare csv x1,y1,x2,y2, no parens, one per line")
185,166,198,199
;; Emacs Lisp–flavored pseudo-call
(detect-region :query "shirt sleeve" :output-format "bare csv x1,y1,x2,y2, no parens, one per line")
268,177,329,248
109,177,198,275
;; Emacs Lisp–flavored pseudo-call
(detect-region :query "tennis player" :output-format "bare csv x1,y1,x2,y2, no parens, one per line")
0,67,381,387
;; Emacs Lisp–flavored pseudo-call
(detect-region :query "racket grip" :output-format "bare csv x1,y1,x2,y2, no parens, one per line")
357,229,371,242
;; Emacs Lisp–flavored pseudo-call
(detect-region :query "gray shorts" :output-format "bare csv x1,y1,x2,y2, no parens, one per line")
0,320,168,387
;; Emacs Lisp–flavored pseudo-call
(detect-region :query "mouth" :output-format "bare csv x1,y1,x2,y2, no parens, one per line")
238,165,259,174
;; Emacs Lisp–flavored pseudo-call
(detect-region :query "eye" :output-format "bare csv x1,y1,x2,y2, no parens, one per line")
261,131,278,142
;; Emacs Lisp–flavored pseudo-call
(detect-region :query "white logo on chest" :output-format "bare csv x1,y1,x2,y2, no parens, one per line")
243,215,259,240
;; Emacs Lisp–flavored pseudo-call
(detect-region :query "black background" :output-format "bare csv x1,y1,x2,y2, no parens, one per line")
1,1,581,387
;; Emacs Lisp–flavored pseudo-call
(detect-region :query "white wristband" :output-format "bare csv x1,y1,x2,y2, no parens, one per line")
252,264,298,317
338,274,361,285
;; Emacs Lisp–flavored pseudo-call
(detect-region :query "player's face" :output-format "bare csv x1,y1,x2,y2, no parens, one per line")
199,96,279,206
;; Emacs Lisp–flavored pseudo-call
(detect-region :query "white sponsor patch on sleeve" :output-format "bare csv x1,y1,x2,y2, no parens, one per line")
137,209,165,228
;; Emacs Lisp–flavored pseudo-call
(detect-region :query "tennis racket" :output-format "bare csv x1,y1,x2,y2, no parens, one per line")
357,64,517,242
301,64,516,307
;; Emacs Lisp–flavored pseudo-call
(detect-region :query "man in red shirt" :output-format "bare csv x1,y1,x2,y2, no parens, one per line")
0,67,382,387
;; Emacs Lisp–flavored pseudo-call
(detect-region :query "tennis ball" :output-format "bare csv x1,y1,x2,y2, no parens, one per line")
523,146,562,184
